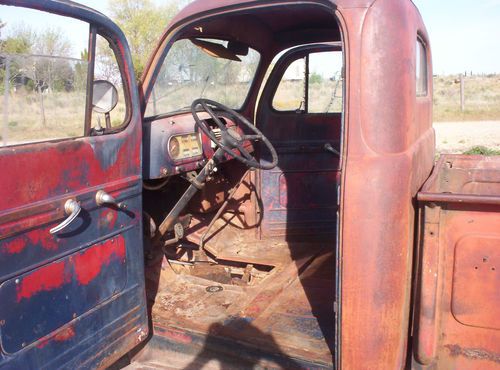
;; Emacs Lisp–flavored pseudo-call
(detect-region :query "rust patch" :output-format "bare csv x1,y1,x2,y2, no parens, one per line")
36,326,75,349
73,236,126,285
54,326,76,342
16,260,69,302
3,238,27,254
157,326,193,344
15,236,125,301
27,231,58,251
446,344,500,363
100,209,118,229
241,290,276,316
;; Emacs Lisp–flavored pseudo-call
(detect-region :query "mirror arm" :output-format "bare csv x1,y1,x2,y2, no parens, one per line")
105,112,111,129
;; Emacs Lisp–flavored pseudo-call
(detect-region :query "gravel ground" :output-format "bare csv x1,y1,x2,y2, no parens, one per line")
433,120,500,154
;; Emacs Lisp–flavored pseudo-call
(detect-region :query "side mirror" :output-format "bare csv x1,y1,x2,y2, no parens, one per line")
92,80,118,114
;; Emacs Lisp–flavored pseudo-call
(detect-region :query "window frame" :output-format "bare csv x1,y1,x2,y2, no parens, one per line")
271,48,343,114
416,36,428,97
92,29,132,134
271,56,308,113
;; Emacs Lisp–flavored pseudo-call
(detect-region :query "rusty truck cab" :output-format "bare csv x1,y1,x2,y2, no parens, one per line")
136,1,434,369
3,0,498,369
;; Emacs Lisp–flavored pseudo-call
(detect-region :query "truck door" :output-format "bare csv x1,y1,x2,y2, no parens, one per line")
0,2,147,368
413,155,500,369
256,44,343,239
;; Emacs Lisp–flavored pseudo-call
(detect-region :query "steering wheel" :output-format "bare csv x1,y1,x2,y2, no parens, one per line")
191,98,278,170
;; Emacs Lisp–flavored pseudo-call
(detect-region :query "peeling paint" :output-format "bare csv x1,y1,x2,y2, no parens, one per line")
90,137,125,171
27,231,58,251
16,260,69,302
3,238,27,254
157,327,193,344
100,209,118,230
446,344,500,363
36,326,76,349
73,236,126,285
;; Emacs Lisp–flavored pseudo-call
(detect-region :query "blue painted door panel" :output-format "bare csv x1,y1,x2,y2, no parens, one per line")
0,1,147,369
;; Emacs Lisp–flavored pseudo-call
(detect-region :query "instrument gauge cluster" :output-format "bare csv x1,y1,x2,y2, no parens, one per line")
143,112,235,180
167,133,202,161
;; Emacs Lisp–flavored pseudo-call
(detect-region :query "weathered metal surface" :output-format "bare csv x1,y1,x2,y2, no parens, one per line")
257,44,341,239
145,239,335,368
0,1,148,369
414,155,500,370
0,236,126,353
138,0,438,368
131,326,330,369
338,0,435,368
4,0,496,369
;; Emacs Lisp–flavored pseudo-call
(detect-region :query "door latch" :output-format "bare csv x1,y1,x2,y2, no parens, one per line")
324,142,341,157
49,199,81,234
95,190,127,209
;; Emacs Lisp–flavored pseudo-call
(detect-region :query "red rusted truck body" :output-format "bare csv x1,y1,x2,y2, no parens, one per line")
0,0,498,369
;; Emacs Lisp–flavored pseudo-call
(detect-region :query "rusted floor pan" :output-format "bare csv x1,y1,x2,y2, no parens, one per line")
133,241,335,369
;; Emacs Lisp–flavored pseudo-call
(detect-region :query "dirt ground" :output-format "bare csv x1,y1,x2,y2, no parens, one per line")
433,120,500,154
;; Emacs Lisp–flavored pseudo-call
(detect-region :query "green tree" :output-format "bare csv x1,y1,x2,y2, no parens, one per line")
0,24,36,55
0,24,36,94
33,27,71,56
30,27,73,92
0,24,74,93
107,0,179,79
309,72,323,84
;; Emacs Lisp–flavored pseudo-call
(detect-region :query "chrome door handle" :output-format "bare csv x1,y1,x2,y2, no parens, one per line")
50,199,81,234
95,190,127,209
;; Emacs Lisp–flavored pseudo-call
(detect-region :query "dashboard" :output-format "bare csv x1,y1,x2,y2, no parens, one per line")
143,111,252,179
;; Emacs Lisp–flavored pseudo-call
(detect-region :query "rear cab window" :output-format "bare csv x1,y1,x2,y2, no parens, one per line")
272,50,343,113
416,37,428,96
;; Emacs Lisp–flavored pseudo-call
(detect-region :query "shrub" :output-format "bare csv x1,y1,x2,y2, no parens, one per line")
463,146,500,156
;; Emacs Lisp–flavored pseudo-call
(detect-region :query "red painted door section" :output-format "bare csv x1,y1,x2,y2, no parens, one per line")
0,1,148,369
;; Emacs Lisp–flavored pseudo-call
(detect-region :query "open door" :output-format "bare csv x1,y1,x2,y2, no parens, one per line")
413,155,500,369
0,1,147,368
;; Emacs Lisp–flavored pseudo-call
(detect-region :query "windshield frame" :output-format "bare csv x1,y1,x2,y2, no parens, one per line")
143,35,262,120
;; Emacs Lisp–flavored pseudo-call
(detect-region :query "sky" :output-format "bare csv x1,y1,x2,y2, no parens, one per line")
1,0,499,75
412,0,500,74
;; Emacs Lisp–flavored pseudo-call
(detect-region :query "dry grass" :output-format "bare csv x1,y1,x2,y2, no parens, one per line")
463,146,500,156
1,89,127,146
147,82,252,117
272,80,343,112
3,74,498,148
1,91,86,145
433,74,500,122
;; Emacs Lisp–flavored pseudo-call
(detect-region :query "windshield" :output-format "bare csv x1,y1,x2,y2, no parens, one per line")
145,39,260,117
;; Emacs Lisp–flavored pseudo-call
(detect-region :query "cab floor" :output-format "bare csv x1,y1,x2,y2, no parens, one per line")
134,241,335,369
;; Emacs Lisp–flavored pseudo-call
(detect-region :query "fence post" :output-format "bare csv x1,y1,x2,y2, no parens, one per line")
460,73,465,112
